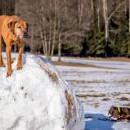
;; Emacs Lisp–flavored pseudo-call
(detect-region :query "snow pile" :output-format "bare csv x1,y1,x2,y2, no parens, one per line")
0,54,84,130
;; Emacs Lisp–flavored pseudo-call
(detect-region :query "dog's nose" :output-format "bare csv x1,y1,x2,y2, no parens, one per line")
24,31,28,38
25,28,28,33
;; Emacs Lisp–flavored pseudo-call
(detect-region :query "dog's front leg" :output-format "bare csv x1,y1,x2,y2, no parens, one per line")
0,34,5,67
6,43,12,77
17,40,23,70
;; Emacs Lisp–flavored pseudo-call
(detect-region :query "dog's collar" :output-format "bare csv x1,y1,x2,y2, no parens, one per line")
118,107,121,114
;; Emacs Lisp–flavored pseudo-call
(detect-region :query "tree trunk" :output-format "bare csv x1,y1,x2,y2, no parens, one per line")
97,0,101,31
51,0,57,57
63,0,67,19
97,8,100,31
57,0,61,61
128,19,130,56
102,0,108,57
125,0,127,16
78,0,84,25
58,34,61,61
129,0,130,35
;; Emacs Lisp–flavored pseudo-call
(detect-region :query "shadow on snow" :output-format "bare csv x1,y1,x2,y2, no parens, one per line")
84,113,115,130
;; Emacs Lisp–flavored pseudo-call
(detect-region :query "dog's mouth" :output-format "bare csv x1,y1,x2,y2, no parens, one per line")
16,33,28,39
14,28,28,39
16,34,24,39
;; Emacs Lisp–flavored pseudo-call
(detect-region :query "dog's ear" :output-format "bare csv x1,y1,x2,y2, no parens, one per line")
25,22,28,34
7,21,17,34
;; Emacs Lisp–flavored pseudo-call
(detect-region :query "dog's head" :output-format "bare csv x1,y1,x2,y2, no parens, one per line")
8,20,28,39
108,106,121,119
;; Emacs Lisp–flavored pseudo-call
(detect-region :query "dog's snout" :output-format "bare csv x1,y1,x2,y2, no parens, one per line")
24,28,28,33
24,30,28,38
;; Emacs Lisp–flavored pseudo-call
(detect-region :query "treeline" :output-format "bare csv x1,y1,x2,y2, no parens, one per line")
0,0,130,58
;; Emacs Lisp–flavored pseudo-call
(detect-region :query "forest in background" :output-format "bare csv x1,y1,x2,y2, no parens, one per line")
0,0,130,59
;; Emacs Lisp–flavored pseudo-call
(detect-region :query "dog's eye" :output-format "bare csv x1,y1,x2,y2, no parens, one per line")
17,27,21,29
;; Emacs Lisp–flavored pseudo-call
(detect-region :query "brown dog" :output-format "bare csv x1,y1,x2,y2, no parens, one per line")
0,15,28,76
108,106,130,121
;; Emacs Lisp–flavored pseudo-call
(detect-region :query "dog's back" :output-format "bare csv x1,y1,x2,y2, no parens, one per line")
0,15,7,32
109,106,130,120
0,15,20,33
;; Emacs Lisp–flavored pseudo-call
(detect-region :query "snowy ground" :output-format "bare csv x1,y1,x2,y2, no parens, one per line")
54,57,130,130
0,53,84,130
1,53,130,130
52,57,130,70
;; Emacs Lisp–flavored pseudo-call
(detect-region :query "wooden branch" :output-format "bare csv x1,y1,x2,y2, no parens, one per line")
62,31,86,39
108,1,125,20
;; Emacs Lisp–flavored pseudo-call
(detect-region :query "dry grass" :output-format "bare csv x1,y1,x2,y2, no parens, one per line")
66,57,130,62
111,92,121,97
68,80,107,84
52,61,96,67
39,60,59,84
117,97,130,101
102,98,110,101
123,103,130,107
48,72,59,83
76,94,106,98
65,91,76,124
52,61,118,69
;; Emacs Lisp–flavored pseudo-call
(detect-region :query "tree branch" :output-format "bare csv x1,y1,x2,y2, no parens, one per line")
108,1,125,20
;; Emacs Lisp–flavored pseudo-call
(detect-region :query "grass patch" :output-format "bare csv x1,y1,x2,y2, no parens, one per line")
76,94,106,98
52,61,119,69
68,80,107,84
123,103,130,107
67,57,130,62
52,61,96,67
117,97,130,101
102,98,110,101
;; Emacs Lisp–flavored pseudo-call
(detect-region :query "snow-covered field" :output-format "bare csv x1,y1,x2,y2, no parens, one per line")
55,57,130,130
1,53,130,130
52,57,130,70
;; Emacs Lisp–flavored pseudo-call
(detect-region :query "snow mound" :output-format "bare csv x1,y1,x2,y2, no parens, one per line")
0,54,84,130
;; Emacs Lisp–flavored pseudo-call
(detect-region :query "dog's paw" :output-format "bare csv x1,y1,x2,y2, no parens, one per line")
0,61,5,67
17,66,23,70
6,71,12,77
0,64,5,67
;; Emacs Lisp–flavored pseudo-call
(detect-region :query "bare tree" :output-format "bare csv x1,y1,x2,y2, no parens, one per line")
57,0,61,61
97,0,101,31
129,0,130,34
102,0,125,57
